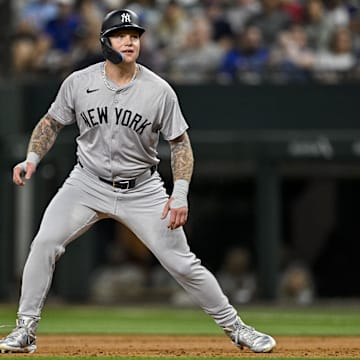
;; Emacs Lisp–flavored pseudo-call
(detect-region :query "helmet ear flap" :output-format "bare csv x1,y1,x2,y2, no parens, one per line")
100,36,124,64
100,36,111,47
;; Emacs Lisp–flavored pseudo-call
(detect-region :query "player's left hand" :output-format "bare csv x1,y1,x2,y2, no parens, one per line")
13,161,36,186
161,198,188,230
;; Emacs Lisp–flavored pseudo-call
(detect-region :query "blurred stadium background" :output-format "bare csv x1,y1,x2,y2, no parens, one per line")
1,0,360,309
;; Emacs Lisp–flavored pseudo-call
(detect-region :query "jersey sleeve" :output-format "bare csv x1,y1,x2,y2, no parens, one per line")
47,73,76,125
159,87,189,141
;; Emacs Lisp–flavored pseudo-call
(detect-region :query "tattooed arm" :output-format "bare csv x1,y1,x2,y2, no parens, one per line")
161,131,194,229
27,114,64,159
13,114,64,186
169,131,194,182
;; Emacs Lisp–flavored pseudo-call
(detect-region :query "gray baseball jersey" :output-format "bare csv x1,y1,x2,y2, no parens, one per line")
48,62,189,179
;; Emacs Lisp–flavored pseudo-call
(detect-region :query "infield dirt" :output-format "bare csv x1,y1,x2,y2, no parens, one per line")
22,335,360,357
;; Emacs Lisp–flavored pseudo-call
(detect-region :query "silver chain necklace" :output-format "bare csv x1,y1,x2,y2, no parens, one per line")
102,63,138,92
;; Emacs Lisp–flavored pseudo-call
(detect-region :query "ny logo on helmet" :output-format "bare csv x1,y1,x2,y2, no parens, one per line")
121,13,131,23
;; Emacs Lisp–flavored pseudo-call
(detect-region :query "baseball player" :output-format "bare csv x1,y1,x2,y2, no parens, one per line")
0,9,276,354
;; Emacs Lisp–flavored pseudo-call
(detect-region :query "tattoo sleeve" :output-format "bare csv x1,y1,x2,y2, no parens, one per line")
27,114,64,160
169,132,194,182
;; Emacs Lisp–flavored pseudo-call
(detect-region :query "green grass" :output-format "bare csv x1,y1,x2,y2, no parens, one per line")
0,303,359,359
1,303,359,336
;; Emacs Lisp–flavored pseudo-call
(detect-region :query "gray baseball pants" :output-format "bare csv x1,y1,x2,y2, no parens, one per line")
18,164,238,328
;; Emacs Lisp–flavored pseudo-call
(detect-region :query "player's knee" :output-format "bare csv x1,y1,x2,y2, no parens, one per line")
30,235,65,260
169,263,192,279
166,257,202,280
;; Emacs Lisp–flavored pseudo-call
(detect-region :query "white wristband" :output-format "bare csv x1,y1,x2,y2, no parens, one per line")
26,152,40,167
171,179,189,209
16,152,40,173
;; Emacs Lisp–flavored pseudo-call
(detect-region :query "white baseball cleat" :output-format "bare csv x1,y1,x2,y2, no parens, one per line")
0,317,38,354
224,318,276,353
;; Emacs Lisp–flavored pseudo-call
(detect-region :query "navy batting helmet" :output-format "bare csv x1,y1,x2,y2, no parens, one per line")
100,9,145,64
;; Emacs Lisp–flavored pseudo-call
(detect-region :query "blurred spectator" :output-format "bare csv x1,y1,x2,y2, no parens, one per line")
67,0,104,71
11,0,57,76
167,13,224,83
15,0,58,32
155,0,190,72
303,0,334,50
136,33,163,72
90,240,147,304
90,223,155,303
278,262,315,305
71,28,104,71
125,0,160,28
348,0,360,56
43,0,81,53
281,0,305,24
11,27,40,76
205,1,234,45
216,246,257,304
312,26,357,83
269,24,315,82
70,0,103,71
246,0,293,46
34,0,82,75
9,0,360,84
78,0,103,30
218,25,269,84
168,0,200,7
323,0,350,28
101,0,126,12
226,0,262,34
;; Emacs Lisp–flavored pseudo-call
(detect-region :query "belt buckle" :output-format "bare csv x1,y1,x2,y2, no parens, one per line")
114,180,130,189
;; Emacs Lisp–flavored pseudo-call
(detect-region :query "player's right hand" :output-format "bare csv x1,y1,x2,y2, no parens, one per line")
13,161,36,186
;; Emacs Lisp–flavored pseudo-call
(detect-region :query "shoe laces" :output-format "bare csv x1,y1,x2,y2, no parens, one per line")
235,324,260,343
3,326,28,342
2,319,37,344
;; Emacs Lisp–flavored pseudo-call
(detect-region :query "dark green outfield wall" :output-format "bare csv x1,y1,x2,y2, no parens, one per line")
3,82,360,133
176,84,360,130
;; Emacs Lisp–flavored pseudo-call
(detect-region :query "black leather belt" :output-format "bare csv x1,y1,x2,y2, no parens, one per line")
98,177,136,189
78,161,156,189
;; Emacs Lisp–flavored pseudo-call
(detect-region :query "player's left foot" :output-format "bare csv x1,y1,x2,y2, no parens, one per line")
223,318,276,353
0,317,38,354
